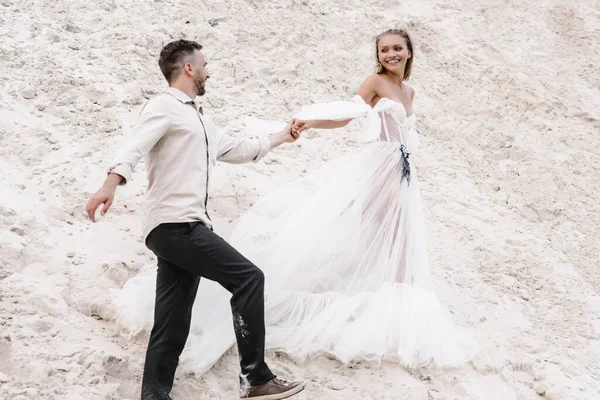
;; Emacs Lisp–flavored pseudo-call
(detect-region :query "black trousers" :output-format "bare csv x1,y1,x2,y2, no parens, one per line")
140,222,275,400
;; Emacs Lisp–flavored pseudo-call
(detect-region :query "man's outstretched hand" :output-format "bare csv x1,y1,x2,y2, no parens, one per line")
283,119,300,142
269,119,301,148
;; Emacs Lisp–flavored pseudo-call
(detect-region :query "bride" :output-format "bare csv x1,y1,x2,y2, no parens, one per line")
115,28,476,376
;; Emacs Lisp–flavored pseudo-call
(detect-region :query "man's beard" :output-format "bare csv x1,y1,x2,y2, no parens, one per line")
195,79,206,96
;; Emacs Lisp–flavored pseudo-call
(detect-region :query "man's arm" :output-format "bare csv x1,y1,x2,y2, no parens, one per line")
216,119,296,164
86,97,170,222
107,98,171,184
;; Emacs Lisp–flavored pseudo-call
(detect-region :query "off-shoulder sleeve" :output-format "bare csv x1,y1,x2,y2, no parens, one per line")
244,96,400,142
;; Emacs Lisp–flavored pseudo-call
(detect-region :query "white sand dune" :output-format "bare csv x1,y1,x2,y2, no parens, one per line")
1,0,599,399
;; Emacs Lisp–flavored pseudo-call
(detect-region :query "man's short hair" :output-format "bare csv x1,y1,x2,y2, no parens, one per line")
158,39,203,83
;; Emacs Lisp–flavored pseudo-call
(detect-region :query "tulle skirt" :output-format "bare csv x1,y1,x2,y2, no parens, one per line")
114,141,476,375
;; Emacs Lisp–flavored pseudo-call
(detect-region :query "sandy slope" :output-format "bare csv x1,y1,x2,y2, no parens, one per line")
1,0,599,399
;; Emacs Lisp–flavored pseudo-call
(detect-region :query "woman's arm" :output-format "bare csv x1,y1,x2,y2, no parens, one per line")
293,75,380,135
296,119,351,131
357,74,379,105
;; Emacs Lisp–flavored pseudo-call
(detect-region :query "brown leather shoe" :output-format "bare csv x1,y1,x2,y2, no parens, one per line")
240,377,305,399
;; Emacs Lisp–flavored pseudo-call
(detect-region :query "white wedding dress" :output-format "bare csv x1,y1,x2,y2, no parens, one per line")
114,96,476,375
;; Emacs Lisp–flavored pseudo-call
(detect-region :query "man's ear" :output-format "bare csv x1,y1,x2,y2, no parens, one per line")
183,62,193,76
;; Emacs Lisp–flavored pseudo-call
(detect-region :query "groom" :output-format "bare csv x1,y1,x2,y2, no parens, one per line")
86,39,304,399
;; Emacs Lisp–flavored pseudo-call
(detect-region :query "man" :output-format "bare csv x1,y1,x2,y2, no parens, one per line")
85,39,305,400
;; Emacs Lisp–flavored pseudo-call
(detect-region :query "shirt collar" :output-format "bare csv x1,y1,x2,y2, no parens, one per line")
166,87,204,114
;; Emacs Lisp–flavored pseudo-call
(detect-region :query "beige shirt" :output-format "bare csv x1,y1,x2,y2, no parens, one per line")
109,87,271,240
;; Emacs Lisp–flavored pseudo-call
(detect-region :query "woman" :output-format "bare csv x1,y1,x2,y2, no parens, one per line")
115,29,476,375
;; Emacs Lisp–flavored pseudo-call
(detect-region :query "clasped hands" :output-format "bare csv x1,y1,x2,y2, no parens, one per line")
288,119,313,140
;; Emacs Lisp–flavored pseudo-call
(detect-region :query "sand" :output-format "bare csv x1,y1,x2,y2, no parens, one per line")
1,0,599,399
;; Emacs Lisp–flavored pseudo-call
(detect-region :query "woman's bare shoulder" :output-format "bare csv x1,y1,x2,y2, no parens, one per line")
404,82,416,100
358,74,385,104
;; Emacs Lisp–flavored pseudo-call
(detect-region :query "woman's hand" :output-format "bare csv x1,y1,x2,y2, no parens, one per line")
292,120,313,136
293,119,351,133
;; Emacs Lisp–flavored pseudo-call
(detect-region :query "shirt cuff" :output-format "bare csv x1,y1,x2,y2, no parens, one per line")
253,136,271,163
108,163,132,184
